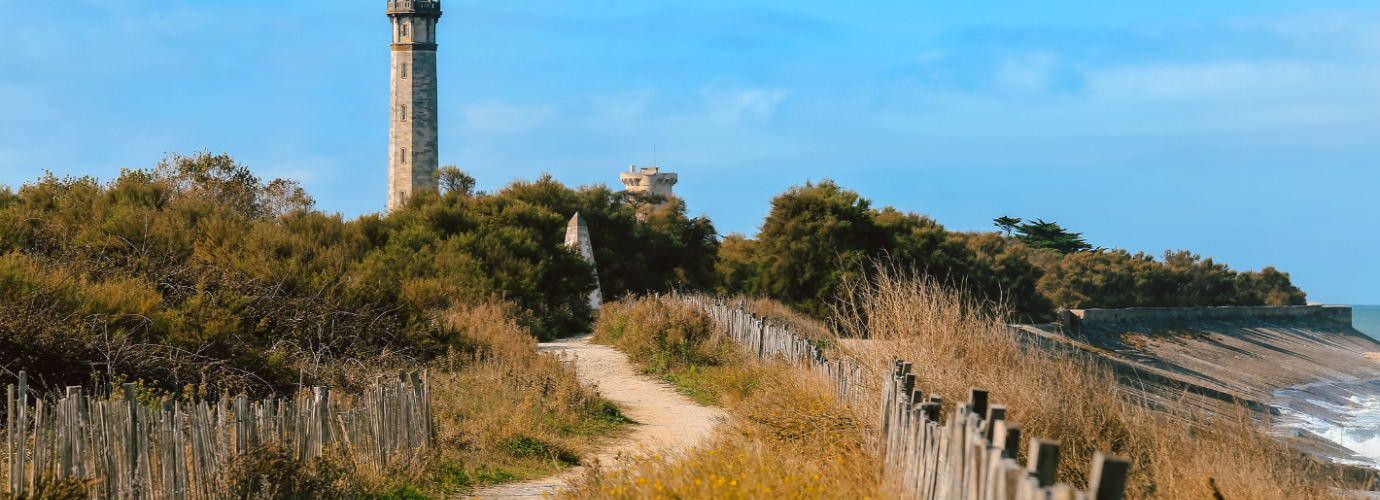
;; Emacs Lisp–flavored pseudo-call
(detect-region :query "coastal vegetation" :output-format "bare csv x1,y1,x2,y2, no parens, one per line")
716,179,1306,321
572,273,1355,499
576,295,882,498
0,151,715,397
0,156,1326,498
0,152,713,497
832,266,1346,499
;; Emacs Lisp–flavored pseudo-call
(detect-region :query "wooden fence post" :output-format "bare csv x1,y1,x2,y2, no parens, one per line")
1088,451,1131,500
15,371,28,498
6,382,14,499
1002,423,1022,460
1027,438,1061,488
969,388,989,422
123,382,143,500
29,399,43,494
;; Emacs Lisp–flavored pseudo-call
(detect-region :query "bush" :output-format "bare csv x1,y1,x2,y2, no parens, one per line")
0,153,721,396
719,179,1305,321
592,296,724,371
721,179,1051,320
1038,249,1307,309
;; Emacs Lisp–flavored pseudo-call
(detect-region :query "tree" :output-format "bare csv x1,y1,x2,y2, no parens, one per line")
435,165,476,196
498,174,720,299
993,216,1022,237
1034,249,1306,309
750,179,883,318
731,181,1058,320
1015,219,1092,255
715,233,758,296
950,232,1054,321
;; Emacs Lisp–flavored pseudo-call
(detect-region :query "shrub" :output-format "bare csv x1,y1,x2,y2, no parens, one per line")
0,153,721,396
592,297,725,371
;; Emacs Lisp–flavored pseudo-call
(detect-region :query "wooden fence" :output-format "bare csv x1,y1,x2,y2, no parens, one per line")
685,295,865,404
879,362,1130,500
3,370,434,500
680,295,1130,500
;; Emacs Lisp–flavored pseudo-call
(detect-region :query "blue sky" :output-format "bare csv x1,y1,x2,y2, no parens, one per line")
1,0,1378,304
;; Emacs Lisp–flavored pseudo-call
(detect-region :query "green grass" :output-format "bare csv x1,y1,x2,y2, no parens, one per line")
422,460,524,498
361,484,430,500
544,399,634,436
503,435,581,466
660,363,768,407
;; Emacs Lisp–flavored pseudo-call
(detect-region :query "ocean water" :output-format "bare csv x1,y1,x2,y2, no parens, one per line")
1275,382,1380,467
1354,305,1380,341
1273,307,1380,467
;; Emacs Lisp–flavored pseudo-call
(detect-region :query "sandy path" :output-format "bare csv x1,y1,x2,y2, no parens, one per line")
465,335,724,499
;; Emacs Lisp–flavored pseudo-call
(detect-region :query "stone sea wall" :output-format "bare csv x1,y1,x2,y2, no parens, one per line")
1060,304,1352,330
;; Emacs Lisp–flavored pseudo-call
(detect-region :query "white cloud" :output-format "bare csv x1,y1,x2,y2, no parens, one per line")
701,88,787,124
993,52,1064,94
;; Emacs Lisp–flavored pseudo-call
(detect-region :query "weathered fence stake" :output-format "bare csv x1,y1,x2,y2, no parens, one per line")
1027,438,1061,487
1088,451,1131,500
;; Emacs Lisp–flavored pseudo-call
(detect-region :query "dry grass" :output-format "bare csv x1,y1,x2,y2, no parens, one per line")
564,367,883,499
834,263,1358,499
573,273,1360,499
592,296,768,407
1,301,624,500
291,302,629,498
742,296,837,342
592,296,727,369
566,296,883,499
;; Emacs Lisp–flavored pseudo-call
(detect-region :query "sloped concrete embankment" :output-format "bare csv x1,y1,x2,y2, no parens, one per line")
1022,304,1380,475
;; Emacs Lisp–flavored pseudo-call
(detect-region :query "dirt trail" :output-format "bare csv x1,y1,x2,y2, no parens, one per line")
466,335,724,499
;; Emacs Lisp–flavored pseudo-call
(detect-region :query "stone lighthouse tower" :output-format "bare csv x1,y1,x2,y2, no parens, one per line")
386,0,443,211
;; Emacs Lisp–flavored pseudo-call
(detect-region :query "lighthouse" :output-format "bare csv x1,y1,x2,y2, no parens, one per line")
386,0,442,211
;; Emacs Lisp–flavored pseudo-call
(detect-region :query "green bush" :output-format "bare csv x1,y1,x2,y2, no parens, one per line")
0,153,718,396
716,179,1305,321
591,297,724,370
1037,248,1306,309
720,179,1050,320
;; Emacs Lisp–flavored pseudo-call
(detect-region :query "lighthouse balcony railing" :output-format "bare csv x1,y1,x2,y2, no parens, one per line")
387,1,441,15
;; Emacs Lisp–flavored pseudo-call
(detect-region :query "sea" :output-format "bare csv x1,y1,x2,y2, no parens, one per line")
1355,305,1380,341
1273,305,1380,467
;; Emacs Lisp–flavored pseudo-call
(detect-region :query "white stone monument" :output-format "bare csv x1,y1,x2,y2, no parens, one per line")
565,213,603,311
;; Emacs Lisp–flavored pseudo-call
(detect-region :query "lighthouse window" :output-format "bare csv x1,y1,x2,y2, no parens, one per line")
402,23,411,39
400,105,408,122
401,148,407,164
401,63,408,79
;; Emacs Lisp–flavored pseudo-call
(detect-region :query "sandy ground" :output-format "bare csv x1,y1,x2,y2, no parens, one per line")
464,335,725,499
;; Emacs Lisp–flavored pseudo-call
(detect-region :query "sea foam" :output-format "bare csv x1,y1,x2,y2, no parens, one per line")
1274,378,1380,467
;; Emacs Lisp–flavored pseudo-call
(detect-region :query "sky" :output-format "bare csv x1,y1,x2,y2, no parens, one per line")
0,0,1378,304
